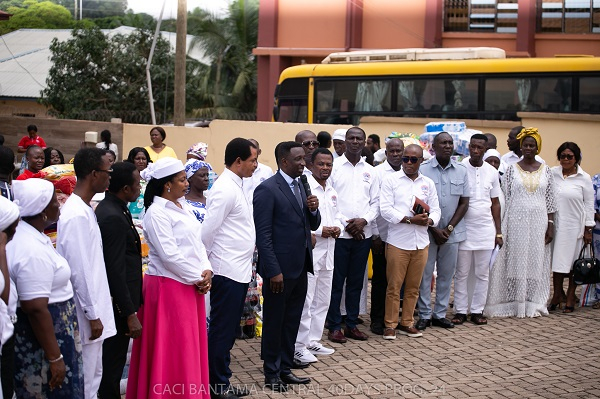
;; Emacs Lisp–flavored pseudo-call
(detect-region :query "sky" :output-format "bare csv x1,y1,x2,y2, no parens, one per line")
127,0,230,19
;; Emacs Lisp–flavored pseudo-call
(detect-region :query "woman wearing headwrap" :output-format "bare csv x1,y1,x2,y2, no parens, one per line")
126,157,212,399
184,159,212,223
186,142,209,161
483,149,502,172
485,128,557,318
7,179,84,398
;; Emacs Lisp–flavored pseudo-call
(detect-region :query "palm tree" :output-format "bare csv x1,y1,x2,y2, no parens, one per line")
188,0,258,120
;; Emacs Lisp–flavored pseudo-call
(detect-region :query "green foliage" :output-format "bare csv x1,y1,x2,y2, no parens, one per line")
51,0,127,18
40,26,195,124
0,0,73,34
91,11,156,30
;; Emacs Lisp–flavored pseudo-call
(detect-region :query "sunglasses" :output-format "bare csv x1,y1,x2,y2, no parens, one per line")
302,140,319,147
402,156,423,164
559,153,574,160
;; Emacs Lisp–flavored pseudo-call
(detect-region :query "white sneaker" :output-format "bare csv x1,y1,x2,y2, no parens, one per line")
307,343,335,356
294,348,318,363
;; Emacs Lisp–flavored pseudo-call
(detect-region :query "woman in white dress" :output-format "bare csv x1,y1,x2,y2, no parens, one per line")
549,142,595,313
485,128,557,318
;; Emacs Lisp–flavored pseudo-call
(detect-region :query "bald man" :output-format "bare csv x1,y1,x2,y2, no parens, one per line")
295,130,319,173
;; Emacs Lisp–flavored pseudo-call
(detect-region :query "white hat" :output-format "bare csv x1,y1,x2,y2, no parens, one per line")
483,149,501,161
140,157,184,181
12,179,55,217
0,196,19,231
332,128,347,141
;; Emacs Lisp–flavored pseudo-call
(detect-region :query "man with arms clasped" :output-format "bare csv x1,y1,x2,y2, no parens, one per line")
254,142,321,392
416,132,470,331
57,148,116,399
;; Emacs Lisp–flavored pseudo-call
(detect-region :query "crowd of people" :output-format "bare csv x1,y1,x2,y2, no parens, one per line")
0,123,599,399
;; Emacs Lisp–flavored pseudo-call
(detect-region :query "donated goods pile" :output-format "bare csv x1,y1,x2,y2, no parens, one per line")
419,121,482,157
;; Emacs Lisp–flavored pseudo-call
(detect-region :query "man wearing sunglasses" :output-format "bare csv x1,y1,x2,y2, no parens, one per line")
295,130,320,174
380,144,441,339
416,132,470,331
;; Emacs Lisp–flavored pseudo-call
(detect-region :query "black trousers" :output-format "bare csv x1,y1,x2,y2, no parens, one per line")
98,323,131,399
261,265,308,379
1,334,15,399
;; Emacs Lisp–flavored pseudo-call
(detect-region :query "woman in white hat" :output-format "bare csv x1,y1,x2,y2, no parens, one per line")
7,179,84,397
126,157,213,399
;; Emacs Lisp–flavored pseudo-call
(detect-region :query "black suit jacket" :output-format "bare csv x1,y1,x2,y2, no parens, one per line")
95,192,143,333
253,172,321,280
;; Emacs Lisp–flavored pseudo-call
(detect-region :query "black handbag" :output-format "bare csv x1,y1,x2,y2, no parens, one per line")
573,244,600,285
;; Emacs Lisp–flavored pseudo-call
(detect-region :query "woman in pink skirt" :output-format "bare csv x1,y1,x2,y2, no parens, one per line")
127,157,213,399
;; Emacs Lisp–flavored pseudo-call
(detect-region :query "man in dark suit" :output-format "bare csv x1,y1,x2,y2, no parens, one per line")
254,141,321,392
96,162,143,399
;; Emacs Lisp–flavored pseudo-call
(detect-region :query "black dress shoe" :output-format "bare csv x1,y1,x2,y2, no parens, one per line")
211,392,239,399
292,358,311,369
264,377,288,392
415,318,430,331
230,386,250,397
370,323,384,335
280,372,311,385
431,317,454,329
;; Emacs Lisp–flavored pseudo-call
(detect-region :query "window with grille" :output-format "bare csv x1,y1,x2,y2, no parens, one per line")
444,0,519,32
538,0,600,33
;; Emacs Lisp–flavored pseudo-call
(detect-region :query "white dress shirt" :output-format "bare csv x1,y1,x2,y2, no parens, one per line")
202,168,255,283
499,151,544,174
373,161,401,242
8,221,74,304
380,170,441,250
57,194,116,344
243,162,273,201
143,196,212,285
309,175,344,270
460,159,502,250
330,154,380,239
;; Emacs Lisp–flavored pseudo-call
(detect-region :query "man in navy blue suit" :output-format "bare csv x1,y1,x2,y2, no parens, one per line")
254,141,321,392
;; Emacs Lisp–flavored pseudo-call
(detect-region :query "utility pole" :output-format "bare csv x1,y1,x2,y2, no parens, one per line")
74,0,77,19
173,0,187,126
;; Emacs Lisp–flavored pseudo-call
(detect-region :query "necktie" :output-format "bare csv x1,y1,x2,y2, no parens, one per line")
292,180,302,208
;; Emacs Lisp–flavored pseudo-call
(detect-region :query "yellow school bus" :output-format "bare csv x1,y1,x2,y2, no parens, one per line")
272,48,600,124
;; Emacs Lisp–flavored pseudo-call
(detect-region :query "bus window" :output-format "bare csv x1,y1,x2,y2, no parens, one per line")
276,99,308,123
403,78,478,118
485,77,572,119
275,78,309,122
315,79,392,125
579,77,600,113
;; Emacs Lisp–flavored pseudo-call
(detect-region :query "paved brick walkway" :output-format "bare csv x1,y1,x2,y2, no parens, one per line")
227,288,600,399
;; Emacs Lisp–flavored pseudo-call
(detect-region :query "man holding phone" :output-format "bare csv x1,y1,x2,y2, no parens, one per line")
379,144,441,339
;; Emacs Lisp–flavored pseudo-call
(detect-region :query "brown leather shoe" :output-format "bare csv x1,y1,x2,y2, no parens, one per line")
328,329,347,343
343,326,368,341
397,325,423,338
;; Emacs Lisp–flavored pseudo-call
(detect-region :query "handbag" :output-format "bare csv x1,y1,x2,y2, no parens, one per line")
572,243,600,285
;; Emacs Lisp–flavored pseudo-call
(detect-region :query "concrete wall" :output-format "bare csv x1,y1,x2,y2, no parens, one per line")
0,99,49,118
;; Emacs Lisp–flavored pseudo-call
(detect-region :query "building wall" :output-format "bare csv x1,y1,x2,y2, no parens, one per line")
0,99,49,118
362,0,427,49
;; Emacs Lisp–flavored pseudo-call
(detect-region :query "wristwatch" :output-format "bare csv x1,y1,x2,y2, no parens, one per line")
447,224,454,232
404,217,411,225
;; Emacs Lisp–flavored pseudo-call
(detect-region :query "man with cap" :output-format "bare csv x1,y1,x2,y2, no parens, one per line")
57,148,116,399
202,138,258,398
96,162,143,399
332,129,347,159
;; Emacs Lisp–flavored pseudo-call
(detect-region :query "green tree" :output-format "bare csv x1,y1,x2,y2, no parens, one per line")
40,26,188,124
0,0,73,34
91,10,156,30
187,0,258,120
51,0,127,18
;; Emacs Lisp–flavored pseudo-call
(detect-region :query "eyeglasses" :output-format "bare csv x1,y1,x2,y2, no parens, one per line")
401,156,423,164
559,153,574,160
95,169,113,174
302,140,319,148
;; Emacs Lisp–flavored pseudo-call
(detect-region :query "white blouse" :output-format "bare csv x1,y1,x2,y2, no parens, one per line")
144,196,212,285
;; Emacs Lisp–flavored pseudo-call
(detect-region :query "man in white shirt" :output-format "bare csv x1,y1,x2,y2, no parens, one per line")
294,148,342,364
57,148,116,399
367,134,386,166
380,144,441,339
295,130,319,174
499,126,544,174
453,134,503,327
243,139,273,201
370,138,404,336
326,127,379,343
332,128,346,159
202,138,258,399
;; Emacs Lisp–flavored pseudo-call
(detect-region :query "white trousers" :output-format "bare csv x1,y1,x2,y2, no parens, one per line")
82,340,104,399
340,266,368,315
295,268,334,350
455,249,492,314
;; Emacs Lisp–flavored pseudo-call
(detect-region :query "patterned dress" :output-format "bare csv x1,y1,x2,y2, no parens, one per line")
485,163,557,318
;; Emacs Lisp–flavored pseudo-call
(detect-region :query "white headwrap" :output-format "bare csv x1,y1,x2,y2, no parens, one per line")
12,179,55,217
0,196,19,231
332,128,347,141
483,149,502,161
140,157,184,181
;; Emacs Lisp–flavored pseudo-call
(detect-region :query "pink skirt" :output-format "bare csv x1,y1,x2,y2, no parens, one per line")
126,275,210,398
